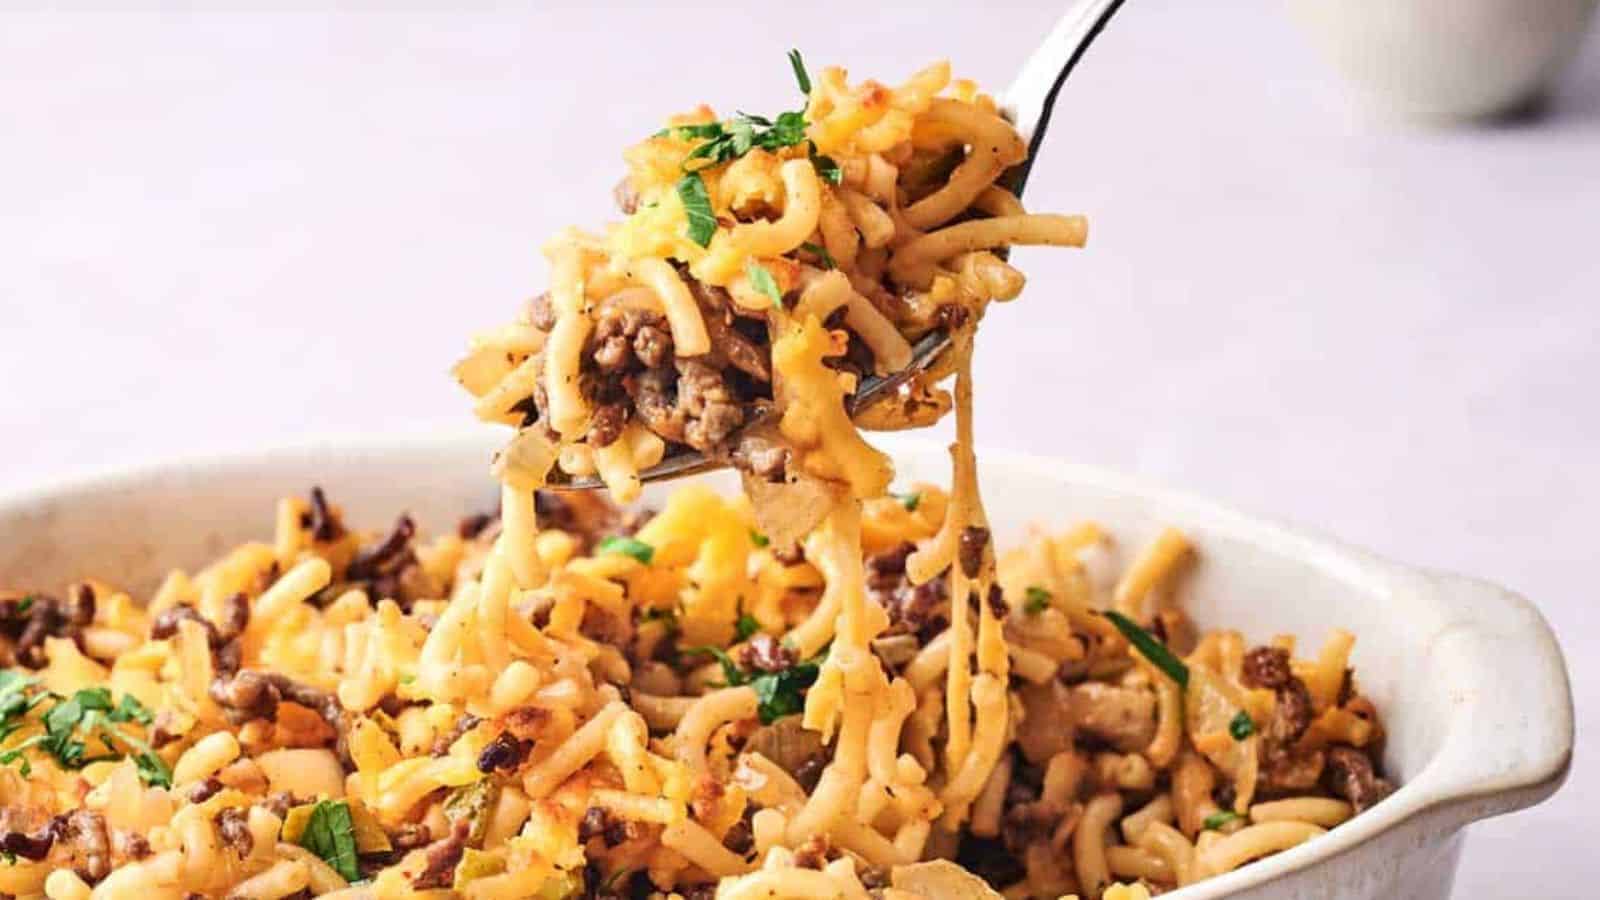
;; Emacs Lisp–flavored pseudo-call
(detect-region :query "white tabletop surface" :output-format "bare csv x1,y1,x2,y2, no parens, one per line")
2,3,1596,896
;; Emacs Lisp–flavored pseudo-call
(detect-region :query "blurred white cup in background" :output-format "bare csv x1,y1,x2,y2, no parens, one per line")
1290,0,1599,123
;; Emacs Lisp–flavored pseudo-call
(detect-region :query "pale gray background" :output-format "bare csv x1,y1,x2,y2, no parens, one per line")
2,3,1596,896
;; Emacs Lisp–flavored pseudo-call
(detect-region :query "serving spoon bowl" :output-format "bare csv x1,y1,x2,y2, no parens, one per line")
549,0,1128,489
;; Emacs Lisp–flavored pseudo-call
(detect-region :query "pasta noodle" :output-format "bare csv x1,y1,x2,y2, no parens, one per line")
1194,822,1326,877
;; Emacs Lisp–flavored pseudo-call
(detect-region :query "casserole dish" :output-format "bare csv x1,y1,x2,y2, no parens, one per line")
0,431,1571,899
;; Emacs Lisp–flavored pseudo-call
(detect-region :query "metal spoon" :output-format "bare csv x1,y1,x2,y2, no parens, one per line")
548,0,1129,488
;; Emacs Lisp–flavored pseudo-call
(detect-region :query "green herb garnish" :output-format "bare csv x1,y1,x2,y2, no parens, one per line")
104,693,169,786
657,122,725,141
676,173,717,248
597,536,655,565
751,659,820,723
130,742,173,789
895,491,922,512
654,51,834,248
112,693,154,726
13,596,34,617
725,117,757,157
1102,611,1189,688
686,646,746,687
0,679,170,786
766,111,809,148
0,672,47,762
746,259,784,308
749,529,770,548
1203,810,1243,831
1229,710,1256,741
40,687,113,769
809,146,843,184
1024,586,1052,614
734,612,762,642
298,800,361,882
677,111,810,173
685,645,825,724
0,670,41,718
681,124,738,168
787,49,812,95
798,241,835,270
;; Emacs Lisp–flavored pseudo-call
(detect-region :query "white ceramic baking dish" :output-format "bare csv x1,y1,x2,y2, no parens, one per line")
0,432,1572,899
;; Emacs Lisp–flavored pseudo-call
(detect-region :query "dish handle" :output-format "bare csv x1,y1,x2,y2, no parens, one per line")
1414,573,1574,827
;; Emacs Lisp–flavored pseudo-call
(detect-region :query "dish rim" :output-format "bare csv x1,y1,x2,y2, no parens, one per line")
0,428,1574,897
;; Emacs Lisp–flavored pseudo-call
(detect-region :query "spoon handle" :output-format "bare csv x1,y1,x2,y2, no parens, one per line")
1001,0,1128,196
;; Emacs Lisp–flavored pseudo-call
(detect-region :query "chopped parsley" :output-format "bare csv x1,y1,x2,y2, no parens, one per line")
132,748,172,789
809,145,843,184
0,669,37,698
1023,586,1052,614
656,122,724,141
1229,710,1256,740
13,596,34,617
0,678,170,787
0,671,47,745
597,535,655,565
686,644,826,724
798,241,835,269
114,693,154,726
766,111,811,148
1203,810,1244,831
1102,611,1189,688
688,646,745,687
895,491,922,512
788,48,812,95
749,529,770,548
751,659,821,723
746,259,784,308
297,800,361,882
675,172,717,248
735,612,762,642
654,51,841,247
675,111,809,174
